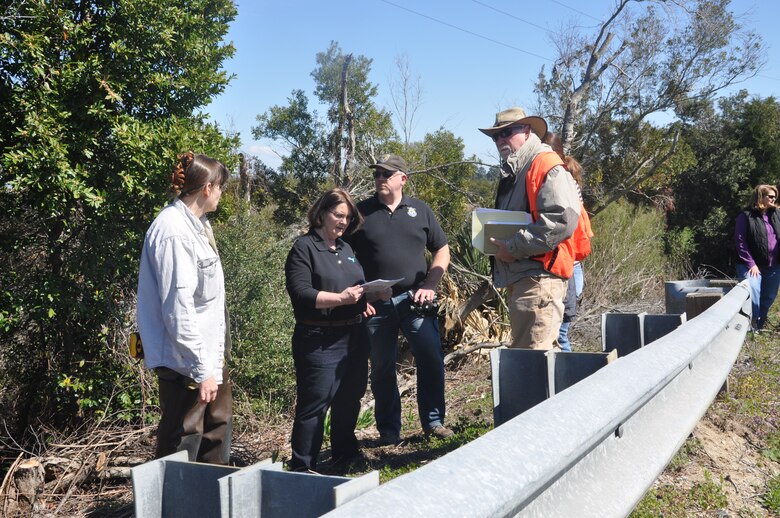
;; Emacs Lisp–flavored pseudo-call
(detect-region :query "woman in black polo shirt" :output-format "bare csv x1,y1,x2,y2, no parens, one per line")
284,188,378,471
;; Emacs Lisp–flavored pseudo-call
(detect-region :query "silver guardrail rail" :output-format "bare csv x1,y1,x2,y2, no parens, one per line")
325,281,751,518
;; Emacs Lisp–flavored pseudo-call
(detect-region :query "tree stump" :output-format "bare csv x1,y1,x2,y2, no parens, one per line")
8,458,44,514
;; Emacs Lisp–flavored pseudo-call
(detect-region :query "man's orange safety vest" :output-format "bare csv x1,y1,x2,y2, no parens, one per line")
525,152,593,279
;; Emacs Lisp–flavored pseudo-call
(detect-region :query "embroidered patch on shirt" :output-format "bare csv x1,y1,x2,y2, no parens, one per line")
407,207,417,218
348,256,356,263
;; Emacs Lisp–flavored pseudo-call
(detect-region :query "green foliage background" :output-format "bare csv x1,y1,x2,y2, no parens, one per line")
0,0,238,432
214,199,297,416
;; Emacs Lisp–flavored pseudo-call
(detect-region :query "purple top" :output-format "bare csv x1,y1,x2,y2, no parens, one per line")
734,212,779,268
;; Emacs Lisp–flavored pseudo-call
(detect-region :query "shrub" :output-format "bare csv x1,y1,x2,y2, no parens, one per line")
215,199,297,418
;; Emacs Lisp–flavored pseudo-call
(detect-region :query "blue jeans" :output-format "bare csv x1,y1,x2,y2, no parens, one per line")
366,292,446,436
558,263,585,352
573,262,585,298
737,263,780,329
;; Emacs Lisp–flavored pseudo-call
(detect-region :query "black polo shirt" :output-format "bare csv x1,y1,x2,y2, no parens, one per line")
285,230,367,322
347,194,448,296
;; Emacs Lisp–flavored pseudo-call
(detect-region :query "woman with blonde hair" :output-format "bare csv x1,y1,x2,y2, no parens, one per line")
734,184,780,331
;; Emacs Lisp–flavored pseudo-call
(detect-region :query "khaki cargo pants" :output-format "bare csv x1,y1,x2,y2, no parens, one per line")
507,276,566,350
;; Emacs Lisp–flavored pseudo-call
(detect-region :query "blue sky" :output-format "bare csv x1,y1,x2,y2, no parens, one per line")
204,0,780,169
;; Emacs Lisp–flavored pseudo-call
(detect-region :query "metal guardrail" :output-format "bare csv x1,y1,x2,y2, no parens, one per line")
325,281,751,518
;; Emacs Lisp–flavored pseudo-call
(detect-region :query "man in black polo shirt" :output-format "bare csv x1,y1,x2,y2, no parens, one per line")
347,154,452,444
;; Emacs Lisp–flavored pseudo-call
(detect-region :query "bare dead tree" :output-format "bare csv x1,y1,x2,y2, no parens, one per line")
389,54,423,149
535,0,765,212
343,55,356,188
330,54,350,186
238,153,251,204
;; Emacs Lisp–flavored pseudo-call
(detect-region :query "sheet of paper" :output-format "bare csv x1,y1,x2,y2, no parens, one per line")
471,208,532,255
361,278,404,294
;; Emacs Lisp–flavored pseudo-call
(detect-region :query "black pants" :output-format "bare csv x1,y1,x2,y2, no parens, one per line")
155,366,233,465
289,324,369,471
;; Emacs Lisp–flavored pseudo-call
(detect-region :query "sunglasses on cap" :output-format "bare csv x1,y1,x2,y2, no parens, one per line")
373,169,400,179
491,125,528,142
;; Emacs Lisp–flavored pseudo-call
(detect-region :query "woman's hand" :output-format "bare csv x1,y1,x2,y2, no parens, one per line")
749,265,760,277
199,376,219,404
339,284,364,305
363,302,377,318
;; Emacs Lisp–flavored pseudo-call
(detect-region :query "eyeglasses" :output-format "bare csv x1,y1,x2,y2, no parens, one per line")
328,210,353,222
764,194,777,200
491,125,527,142
373,169,399,179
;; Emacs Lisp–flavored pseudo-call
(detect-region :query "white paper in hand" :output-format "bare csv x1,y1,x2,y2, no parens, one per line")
361,278,404,294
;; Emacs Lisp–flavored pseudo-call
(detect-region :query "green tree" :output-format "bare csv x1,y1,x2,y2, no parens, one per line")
253,42,395,223
668,93,780,273
253,89,330,224
312,41,395,181
535,0,764,212
403,129,477,237
0,0,238,432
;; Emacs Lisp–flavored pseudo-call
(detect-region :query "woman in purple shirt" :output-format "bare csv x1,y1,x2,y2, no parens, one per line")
734,184,780,331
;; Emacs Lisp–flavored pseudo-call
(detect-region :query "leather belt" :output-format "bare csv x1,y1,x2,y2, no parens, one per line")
298,315,363,327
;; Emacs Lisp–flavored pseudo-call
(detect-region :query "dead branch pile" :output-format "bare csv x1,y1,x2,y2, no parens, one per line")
0,422,154,517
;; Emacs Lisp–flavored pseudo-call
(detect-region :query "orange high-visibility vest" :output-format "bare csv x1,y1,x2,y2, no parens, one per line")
525,152,593,279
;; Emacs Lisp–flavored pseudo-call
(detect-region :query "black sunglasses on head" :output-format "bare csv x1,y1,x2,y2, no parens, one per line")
373,169,398,179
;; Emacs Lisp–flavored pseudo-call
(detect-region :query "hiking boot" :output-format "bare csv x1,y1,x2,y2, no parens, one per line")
425,425,454,439
376,433,401,446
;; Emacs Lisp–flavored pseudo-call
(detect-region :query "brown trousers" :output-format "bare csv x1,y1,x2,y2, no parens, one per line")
155,366,233,465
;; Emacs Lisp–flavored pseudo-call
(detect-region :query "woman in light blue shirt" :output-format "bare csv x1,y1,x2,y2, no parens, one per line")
137,152,232,464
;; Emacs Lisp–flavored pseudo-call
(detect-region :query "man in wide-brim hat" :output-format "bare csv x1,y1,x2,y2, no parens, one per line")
479,107,581,350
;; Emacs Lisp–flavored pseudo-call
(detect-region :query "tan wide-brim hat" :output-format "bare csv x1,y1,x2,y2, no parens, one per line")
479,107,548,139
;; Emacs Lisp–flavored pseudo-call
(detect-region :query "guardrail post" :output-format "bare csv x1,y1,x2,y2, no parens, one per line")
664,280,733,314
549,350,617,396
490,349,549,426
686,292,723,320
641,313,686,345
131,451,239,518
601,313,643,356
132,452,379,517
221,465,378,518
491,349,616,426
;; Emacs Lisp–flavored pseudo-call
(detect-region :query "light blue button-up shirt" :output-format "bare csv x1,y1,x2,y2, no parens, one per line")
136,199,225,384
